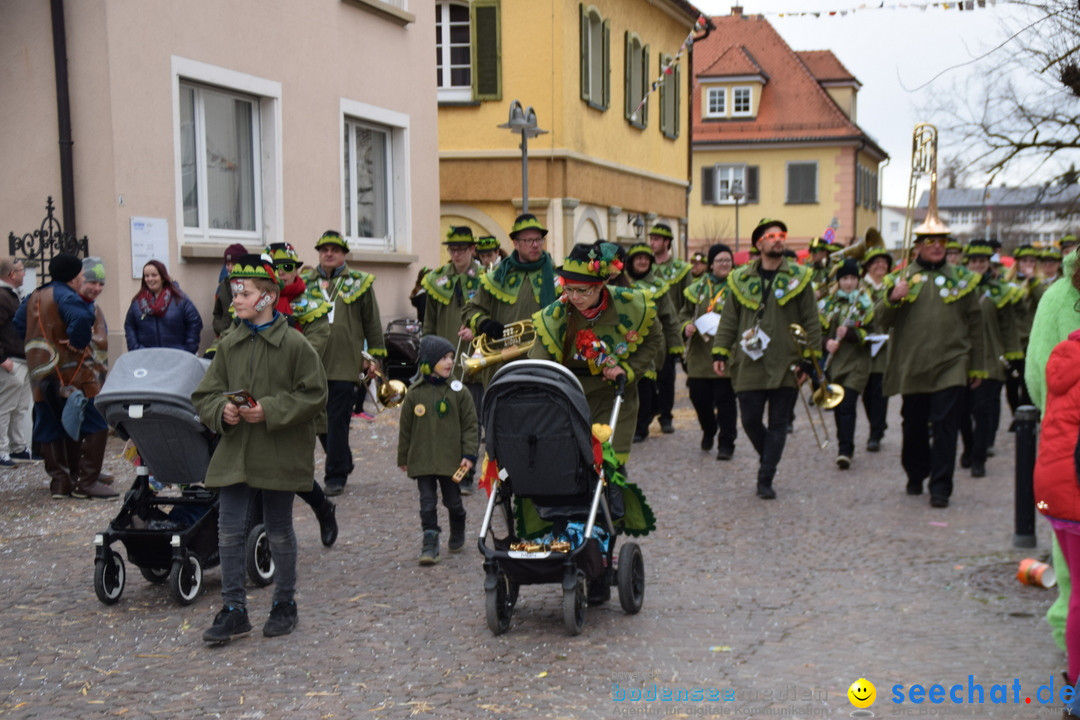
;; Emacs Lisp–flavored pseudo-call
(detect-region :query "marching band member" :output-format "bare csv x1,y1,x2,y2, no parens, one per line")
1003,243,1043,413
648,223,690,435
860,247,893,452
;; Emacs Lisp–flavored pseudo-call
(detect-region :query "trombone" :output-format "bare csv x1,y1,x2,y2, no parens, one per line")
788,324,845,450
361,350,407,412
458,319,536,378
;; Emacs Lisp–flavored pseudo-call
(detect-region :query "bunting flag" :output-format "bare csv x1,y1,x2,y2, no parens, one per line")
767,0,1003,18
630,14,709,123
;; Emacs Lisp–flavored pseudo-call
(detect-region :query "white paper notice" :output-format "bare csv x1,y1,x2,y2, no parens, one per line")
130,217,169,279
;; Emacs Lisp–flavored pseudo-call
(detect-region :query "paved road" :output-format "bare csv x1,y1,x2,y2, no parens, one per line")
0,376,1061,719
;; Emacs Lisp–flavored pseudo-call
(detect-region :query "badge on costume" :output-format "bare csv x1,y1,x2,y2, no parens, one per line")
450,380,463,392
414,404,426,417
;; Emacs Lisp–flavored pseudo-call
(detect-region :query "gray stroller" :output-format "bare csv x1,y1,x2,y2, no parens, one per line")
91,348,273,605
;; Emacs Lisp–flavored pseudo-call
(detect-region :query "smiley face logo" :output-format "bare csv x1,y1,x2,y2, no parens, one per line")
847,678,876,709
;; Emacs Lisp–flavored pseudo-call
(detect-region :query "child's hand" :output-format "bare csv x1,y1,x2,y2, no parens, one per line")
222,403,241,425
399,465,407,473
460,458,474,472
238,400,265,424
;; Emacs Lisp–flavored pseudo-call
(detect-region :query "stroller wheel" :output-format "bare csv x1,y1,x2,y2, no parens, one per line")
562,569,587,636
139,566,170,585
94,550,126,605
617,542,645,614
245,523,275,587
484,570,516,635
168,553,203,605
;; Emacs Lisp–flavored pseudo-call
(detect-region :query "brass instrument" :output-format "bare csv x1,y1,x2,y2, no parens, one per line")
788,324,845,450
461,319,536,376
824,227,888,287
361,351,407,412
903,123,949,275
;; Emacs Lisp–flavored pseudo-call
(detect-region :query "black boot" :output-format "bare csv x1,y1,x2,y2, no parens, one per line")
315,499,338,547
448,515,466,553
419,530,440,565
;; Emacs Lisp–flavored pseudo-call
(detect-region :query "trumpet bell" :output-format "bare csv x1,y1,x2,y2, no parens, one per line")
812,383,845,410
378,379,408,408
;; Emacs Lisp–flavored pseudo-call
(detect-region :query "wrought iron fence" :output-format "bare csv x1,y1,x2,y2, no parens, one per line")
8,196,88,286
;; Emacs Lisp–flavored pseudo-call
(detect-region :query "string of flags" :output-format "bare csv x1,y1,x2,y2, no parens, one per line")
766,0,1006,18
630,15,709,123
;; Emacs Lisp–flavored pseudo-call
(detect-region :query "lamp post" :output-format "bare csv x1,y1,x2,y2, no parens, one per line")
498,100,547,214
730,180,745,254
629,213,645,240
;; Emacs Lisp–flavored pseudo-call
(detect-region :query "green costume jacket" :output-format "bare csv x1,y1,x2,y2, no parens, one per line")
192,314,327,492
629,270,684,377
861,278,890,374
1024,250,1080,412
876,260,984,396
818,288,874,394
397,378,478,477
529,286,661,455
653,256,692,313
711,259,821,394
422,260,482,342
974,276,1022,383
300,265,385,382
1010,274,1044,350
681,274,729,379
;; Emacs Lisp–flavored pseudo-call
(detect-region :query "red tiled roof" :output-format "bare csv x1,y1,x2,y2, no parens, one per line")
796,50,859,86
699,45,766,79
692,14,879,151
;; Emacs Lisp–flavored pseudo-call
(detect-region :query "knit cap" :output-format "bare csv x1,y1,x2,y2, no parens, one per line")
418,335,455,376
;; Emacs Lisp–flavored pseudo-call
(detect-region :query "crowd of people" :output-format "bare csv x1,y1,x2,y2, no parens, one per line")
2,212,1078,658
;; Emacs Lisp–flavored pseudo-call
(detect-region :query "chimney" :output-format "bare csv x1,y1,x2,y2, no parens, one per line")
732,6,743,15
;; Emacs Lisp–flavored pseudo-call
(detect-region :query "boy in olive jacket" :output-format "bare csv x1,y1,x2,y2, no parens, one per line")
193,255,328,644
397,335,478,565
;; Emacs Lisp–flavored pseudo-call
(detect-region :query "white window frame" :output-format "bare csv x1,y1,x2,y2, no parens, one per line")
714,164,747,204
704,87,726,118
732,86,753,116
436,1,472,102
171,57,282,248
582,6,605,108
340,99,411,253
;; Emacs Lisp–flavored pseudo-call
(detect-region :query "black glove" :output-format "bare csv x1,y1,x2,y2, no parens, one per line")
479,319,505,339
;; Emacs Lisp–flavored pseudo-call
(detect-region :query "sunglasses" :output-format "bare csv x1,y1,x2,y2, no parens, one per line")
760,231,787,241
276,262,298,272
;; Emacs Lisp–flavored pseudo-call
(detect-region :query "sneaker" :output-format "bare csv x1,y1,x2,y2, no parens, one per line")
419,530,440,565
203,606,252,644
0,455,14,470
351,411,374,421
263,600,298,637
9,449,41,464
836,455,851,470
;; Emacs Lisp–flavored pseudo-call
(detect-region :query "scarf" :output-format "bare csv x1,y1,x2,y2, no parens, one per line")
491,251,557,306
276,276,306,316
242,312,280,335
136,288,173,319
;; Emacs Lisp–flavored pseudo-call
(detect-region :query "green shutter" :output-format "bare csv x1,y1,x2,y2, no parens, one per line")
472,1,501,101
659,55,668,136
580,4,588,102
701,166,715,204
602,19,610,110
624,32,632,120
673,63,680,139
746,166,759,203
641,44,649,127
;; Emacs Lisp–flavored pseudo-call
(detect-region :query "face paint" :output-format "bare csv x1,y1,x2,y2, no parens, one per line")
254,293,272,312
230,280,245,295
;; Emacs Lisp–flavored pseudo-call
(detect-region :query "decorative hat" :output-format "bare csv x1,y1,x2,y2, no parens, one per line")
1060,234,1078,249
861,247,894,272
647,223,674,240
49,253,84,284
444,225,476,245
509,214,548,240
1014,243,1039,259
315,230,348,251
964,239,995,258
945,239,963,252
594,242,626,277
750,218,787,246
691,251,707,264
476,235,500,252
707,243,733,267
82,256,106,284
417,334,455,376
1041,245,1063,261
229,253,279,284
626,243,654,261
224,243,248,262
265,242,302,268
835,258,861,280
557,243,614,283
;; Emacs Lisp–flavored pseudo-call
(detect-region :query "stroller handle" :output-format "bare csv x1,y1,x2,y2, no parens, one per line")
614,373,626,397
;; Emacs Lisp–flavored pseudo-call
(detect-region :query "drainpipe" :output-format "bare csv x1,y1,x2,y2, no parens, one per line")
51,0,76,238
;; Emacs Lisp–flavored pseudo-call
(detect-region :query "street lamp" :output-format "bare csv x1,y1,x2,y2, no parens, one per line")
730,180,745,254
498,100,547,214
628,213,645,239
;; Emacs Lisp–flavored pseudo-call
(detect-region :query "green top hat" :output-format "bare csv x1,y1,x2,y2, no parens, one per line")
647,223,674,240
945,239,962,251
557,243,614,283
476,235,500,252
444,225,476,245
229,254,279,283
1041,246,1063,260
963,240,995,258
1014,244,1039,259
509,214,548,240
315,230,348,251
861,246,893,271
265,242,302,267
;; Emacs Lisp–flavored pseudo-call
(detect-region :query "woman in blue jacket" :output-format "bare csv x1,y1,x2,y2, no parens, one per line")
124,260,203,353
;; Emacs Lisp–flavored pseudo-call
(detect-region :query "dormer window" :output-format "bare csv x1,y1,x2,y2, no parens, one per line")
732,86,752,116
705,87,725,118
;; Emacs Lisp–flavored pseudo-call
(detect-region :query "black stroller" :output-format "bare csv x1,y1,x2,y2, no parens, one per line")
477,360,645,636
91,348,273,606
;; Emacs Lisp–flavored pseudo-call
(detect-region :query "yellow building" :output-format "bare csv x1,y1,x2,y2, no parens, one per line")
690,10,888,257
437,0,706,262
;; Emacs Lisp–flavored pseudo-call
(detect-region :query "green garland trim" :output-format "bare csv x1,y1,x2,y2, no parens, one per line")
300,268,375,305
728,260,813,310
422,262,482,306
656,258,691,286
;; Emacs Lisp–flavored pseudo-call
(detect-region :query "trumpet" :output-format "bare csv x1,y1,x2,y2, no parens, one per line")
460,319,536,376
361,351,407,412
788,324,845,450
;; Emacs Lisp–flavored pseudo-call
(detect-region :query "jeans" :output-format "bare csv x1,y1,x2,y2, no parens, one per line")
218,484,297,608
687,377,738,449
736,387,798,485
861,372,888,441
320,379,357,487
833,387,861,458
416,475,466,533
900,386,964,499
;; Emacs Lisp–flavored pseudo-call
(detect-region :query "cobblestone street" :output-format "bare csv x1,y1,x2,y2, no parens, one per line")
0,375,1063,719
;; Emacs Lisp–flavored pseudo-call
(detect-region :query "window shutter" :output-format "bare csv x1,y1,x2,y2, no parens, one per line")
787,165,799,203
624,32,632,120
602,19,610,109
472,1,501,101
641,44,649,127
701,166,715,204
855,166,862,208
659,56,668,135
580,4,588,102
672,63,680,139
746,166,759,203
